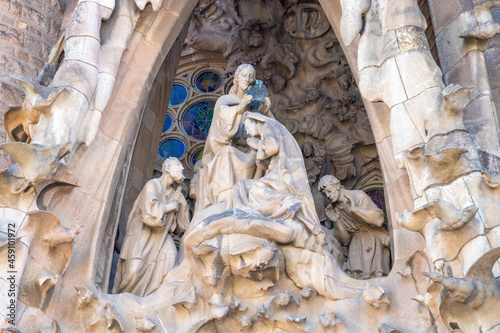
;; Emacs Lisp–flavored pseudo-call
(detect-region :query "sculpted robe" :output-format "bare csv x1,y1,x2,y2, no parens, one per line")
230,113,320,234
326,189,390,279
228,113,343,261
196,94,272,211
113,179,190,296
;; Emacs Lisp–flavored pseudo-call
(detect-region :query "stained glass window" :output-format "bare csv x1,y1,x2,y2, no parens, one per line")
162,114,173,132
158,139,186,160
190,149,204,167
169,84,188,105
366,189,386,212
195,71,222,93
182,100,215,141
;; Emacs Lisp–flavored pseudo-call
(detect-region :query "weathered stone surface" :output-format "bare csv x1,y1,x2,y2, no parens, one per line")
23,5,50,33
2,1,500,332
0,24,24,46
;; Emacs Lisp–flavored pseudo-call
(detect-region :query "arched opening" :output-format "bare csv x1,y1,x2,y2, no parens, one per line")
102,0,416,293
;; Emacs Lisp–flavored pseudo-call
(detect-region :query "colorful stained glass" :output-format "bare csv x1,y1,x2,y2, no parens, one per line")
158,139,186,160
182,100,215,141
366,189,386,212
190,149,204,167
162,114,173,132
195,71,222,93
169,84,188,105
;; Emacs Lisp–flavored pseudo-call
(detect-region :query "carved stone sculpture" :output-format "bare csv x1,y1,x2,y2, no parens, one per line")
195,64,272,210
182,110,362,304
0,0,161,197
301,141,330,225
4,0,500,331
187,0,380,195
319,175,390,279
113,157,190,296
302,141,325,186
232,113,324,238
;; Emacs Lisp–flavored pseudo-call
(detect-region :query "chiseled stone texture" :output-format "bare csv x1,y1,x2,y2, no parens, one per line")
4,1,500,332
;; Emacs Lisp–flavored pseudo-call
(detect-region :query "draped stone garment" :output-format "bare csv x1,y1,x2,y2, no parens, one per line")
113,179,190,296
196,94,272,211
229,112,323,238
326,189,390,279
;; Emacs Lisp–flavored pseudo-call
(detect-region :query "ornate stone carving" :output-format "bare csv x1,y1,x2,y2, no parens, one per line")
113,157,190,296
363,286,390,310
3,0,500,331
319,175,390,279
187,0,382,199
284,3,330,39
302,141,326,186
0,0,160,192
75,286,123,332
424,247,500,332
0,209,79,324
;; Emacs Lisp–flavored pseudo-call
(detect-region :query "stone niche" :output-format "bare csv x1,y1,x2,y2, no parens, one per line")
157,0,386,221
113,0,390,288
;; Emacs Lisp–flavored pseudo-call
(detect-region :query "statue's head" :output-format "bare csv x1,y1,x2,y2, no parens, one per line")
162,157,184,183
318,175,341,202
230,64,256,94
270,75,286,94
302,142,314,157
337,74,351,91
243,116,264,137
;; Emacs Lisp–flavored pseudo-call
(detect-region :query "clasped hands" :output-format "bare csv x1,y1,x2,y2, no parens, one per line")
163,190,186,214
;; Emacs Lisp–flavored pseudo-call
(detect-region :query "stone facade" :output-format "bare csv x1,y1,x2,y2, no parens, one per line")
1,0,500,332
0,0,64,169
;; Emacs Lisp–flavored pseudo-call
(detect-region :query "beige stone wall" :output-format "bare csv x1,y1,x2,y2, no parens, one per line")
429,0,500,168
0,0,64,168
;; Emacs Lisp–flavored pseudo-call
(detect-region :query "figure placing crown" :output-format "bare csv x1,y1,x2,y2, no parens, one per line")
195,64,273,211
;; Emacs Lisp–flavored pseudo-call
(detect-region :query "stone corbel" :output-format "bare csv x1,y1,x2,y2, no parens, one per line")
461,1,500,49
423,247,500,331
397,198,478,233
1,73,66,144
0,142,71,209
